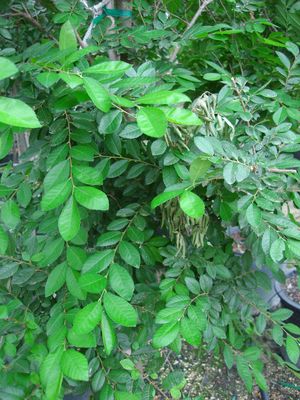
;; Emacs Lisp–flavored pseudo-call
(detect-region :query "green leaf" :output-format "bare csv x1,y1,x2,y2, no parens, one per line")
0,57,18,80
84,61,131,75
287,239,300,258
0,97,41,128
101,311,117,355
78,273,107,294
61,349,88,381
70,144,95,161
67,329,96,348
97,231,122,247
1,200,20,229
0,262,18,279
99,110,122,134
103,292,138,327
286,336,299,364
66,268,86,300
58,197,81,241
270,238,285,263
17,182,32,208
73,302,102,334
156,308,182,324
67,246,87,270
184,277,200,294
0,130,13,160
118,241,141,268
151,190,183,209
39,238,65,268
59,20,77,51
120,359,135,370
0,225,8,254
272,308,293,321
73,165,103,186
0,305,8,319
284,323,300,335
137,107,167,138
153,322,179,348
40,348,63,400
160,107,202,125
236,165,250,182
82,250,114,273
253,369,268,392
180,317,201,346
223,162,237,184
92,370,106,392
45,262,67,297
41,181,72,211
194,137,214,155
83,77,111,113
203,73,221,81
137,91,191,105
190,158,211,182
244,346,261,361
44,160,69,191
36,72,60,88
236,356,253,392
109,263,134,301
179,191,205,218
246,204,262,227
74,186,109,211
223,345,234,369
272,325,283,346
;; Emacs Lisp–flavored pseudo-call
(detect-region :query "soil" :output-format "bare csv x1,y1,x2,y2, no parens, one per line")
285,274,300,304
157,344,300,400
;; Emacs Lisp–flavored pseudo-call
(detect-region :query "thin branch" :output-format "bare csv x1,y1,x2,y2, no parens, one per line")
268,168,297,174
80,0,112,47
169,0,214,63
10,8,57,42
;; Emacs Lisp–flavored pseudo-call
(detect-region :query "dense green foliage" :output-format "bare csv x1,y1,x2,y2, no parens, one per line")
1,0,300,398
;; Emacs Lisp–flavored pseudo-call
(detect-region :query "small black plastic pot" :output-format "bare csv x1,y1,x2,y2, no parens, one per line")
274,274,300,326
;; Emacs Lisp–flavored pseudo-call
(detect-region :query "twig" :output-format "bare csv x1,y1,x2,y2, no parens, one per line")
268,168,297,174
10,8,57,42
169,0,214,63
79,0,112,47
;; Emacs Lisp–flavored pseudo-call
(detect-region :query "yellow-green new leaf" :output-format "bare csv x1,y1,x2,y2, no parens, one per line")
58,197,81,241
